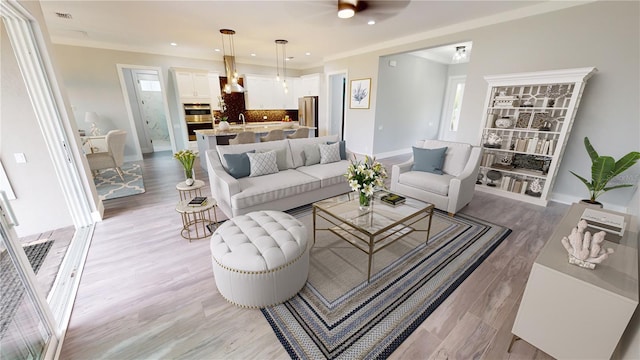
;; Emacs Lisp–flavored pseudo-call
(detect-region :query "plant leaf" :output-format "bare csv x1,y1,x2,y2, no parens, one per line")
584,137,599,162
603,184,633,191
570,171,593,190
591,156,615,191
612,151,640,177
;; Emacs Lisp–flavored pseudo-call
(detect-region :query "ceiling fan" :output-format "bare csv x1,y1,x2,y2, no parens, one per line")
337,0,410,20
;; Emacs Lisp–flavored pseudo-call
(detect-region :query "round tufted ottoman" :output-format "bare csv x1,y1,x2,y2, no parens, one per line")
209,210,309,308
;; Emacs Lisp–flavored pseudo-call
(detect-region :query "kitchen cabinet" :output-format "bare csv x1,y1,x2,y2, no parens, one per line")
476,67,597,206
295,73,321,97
173,69,221,104
245,74,296,110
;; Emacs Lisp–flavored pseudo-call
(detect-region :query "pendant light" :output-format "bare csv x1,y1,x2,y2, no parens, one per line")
275,39,289,93
338,1,356,18
220,29,244,93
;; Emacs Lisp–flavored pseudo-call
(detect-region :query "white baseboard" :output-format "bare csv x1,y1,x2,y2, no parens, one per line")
373,148,412,159
550,192,628,213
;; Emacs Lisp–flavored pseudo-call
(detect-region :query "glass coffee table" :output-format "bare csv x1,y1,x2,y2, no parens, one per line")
312,192,434,282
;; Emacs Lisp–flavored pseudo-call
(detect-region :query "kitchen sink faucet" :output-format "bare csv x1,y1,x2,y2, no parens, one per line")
239,113,245,127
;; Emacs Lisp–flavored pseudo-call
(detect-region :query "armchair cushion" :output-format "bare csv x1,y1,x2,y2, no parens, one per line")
411,146,447,174
398,171,454,196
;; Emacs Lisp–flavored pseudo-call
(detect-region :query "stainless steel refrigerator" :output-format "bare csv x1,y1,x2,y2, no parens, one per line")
298,96,318,137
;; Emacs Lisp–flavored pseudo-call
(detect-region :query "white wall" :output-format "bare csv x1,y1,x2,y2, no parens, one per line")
374,53,447,154
325,1,640,211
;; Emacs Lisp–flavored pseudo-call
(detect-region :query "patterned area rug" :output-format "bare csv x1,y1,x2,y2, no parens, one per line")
0,239,54,339
262,209,511,359
94,163,145,201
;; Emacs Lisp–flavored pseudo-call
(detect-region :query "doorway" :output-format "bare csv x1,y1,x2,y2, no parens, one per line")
118,65,175,155
438,75,466,141
327,71,347,140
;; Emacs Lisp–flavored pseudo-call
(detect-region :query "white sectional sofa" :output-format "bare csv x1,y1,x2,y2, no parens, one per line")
206,134,350,218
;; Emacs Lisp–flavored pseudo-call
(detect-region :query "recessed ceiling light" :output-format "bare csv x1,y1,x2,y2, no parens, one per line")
214,48,221,52
368,20,376,25
286,57,294,61
305,52,311,56
170,42,178,46
55,12,73,19
250,53,256,57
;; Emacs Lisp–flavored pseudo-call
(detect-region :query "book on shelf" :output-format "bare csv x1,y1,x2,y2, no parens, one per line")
188,196,208,207
380,193,406,206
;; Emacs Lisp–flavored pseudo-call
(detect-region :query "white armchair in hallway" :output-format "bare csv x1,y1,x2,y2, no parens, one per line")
390,139,482,216
86,129,127,180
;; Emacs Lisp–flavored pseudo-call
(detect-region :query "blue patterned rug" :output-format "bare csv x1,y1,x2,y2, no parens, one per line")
261,210,511,359
94,162,145,201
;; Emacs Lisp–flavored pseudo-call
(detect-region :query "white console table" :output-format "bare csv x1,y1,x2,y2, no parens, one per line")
511,203,638,358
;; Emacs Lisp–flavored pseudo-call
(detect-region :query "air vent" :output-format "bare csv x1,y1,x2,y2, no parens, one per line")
55,12,73,19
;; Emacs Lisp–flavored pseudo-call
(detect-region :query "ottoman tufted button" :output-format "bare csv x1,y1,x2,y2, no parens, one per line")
210,210,309,308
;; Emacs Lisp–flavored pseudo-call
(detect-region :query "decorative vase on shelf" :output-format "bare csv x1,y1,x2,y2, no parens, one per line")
495,117,513,128
359,192,372,211
184,169,195,186
218,120,230,131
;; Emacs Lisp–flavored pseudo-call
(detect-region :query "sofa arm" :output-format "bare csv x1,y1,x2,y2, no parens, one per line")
206,150,241,208
447,147,483,214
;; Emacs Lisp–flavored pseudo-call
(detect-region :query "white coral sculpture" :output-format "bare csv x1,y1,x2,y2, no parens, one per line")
560,220,614,269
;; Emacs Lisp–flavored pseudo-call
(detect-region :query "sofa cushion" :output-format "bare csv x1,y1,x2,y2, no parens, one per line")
416,140,471,177
233,170,321,210
247,151,279,177
412,146,447,174
217,139,293,170
259,147,288,171
318,142,341,164
398,171,454,196
289,134,339,168
222,150,255,179
303,144,321,166
296,159,349,188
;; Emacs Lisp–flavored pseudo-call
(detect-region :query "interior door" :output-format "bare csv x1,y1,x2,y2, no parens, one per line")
0,191,59,360
132,70,171,152
328,72,347,140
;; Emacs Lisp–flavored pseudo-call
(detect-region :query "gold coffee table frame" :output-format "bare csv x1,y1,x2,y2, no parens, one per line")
312,192,434,282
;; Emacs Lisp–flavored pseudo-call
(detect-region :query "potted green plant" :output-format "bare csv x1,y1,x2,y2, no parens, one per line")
570,137,640,205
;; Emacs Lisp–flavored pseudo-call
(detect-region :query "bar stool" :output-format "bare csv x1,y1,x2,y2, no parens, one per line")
229,131,256,144
260,129,285,142
286,127,309,139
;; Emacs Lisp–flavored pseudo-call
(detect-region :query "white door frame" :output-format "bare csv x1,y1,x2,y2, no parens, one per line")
438,75,466,141
117,64,177,157
325,69,349,139
1,0,97,352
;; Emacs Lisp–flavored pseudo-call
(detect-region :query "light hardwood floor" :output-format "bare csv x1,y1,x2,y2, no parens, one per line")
60,151,566,359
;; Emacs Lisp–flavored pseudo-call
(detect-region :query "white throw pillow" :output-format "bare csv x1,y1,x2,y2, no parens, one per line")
318,142,341,164
247,151,279,177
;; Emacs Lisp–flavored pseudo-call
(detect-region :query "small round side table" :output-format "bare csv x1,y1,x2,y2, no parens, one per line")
175,198,218,242
176,179,205,201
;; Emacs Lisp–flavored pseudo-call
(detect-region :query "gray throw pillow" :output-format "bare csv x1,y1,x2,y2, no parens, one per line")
327,140,347,160
412,146,447,174
222,150,255,179
303,144,321,166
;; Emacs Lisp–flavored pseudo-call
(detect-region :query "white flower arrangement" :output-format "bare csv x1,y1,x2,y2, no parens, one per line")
345,155,387,204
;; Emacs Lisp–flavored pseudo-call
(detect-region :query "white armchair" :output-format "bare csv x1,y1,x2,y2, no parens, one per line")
390,140,482,216
86,129,127,180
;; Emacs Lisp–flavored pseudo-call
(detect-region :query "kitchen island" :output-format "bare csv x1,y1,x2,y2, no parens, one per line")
194,122,315,171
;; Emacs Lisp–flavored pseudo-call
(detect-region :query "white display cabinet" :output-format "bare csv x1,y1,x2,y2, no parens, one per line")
476,67,597,206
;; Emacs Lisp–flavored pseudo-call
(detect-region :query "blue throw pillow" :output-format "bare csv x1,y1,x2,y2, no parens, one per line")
327,140,347,160
223,150,255,179
412,146,447,174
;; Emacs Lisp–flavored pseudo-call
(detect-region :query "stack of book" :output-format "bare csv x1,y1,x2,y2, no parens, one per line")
188,196,208,207
498,176,529,195
381,193,406,206
513,137,556,155
493,95,520,107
